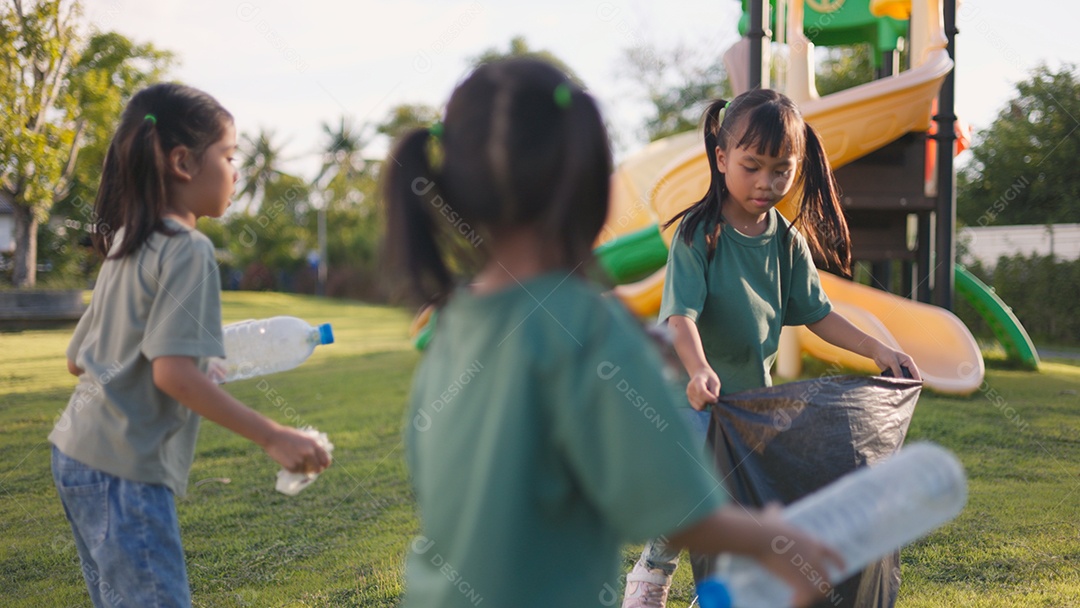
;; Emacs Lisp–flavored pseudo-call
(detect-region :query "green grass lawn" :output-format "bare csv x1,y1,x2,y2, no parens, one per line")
2,292,1079,606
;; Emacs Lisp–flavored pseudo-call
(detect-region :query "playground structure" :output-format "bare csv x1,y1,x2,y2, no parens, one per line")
595,0,1040,395
408,0,1040,392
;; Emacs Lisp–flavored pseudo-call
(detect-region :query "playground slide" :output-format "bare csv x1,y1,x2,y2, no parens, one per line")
600,132,697,247
610,261,985,395
800,272,984,394
955,266,1040,370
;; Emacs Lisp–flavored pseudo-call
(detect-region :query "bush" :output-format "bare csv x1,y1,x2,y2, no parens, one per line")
956,254,1080,346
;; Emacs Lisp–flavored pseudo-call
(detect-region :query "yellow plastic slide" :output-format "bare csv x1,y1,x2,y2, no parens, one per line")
798,274,984,394
606,0,984,395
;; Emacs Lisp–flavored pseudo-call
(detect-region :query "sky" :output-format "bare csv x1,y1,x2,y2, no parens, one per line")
81,0,1079,177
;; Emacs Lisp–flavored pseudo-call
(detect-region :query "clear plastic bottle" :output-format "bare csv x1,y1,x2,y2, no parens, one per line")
696,442,967,608
210,316,334,383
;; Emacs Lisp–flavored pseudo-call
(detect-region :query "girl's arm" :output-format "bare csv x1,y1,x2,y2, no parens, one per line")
806,311,922,380
67,358,84,377
152,356,331,473
667,503,844,607
667,315,721,410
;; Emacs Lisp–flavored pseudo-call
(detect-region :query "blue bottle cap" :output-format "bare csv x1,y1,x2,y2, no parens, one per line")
695,578,733,608
318,323,334,345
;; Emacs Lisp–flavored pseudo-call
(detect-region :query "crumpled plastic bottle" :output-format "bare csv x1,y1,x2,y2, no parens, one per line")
275,426,334,496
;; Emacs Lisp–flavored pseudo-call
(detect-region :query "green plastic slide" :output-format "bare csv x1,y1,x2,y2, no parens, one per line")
954,265,1040,370
594,224,668,284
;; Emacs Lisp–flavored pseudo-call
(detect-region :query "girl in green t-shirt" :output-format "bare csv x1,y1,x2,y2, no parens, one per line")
383,59,843,608
622,90,922,606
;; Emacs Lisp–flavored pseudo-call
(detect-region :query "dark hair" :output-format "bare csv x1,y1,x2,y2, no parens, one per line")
381,58,612,304
92,83,233,258
664,89,851,275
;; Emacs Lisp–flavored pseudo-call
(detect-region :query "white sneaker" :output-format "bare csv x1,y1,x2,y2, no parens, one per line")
621,560,672,608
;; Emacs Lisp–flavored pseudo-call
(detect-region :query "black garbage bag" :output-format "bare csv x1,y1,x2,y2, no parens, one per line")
701,374,922,608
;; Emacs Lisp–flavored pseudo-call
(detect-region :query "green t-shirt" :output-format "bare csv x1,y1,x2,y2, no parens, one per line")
660,209,832,395
403,272,726,608
49,219,224,496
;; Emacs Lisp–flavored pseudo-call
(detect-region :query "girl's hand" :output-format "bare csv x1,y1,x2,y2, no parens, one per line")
872,345,922,381
686,368,721,411
753,504,846,607
264,425,332,474
67,358,84,377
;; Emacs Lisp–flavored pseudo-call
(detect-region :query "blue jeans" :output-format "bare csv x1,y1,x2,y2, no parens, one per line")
640,408,711,577
51,446,191,607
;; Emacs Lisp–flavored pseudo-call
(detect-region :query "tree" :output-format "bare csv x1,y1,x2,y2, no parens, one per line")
1,1,172,287
376,103,440,141
1,0,83,287
471,35,583,85
315,117,369,198
957,64,1080,226
618,41,731,142
47,30,172,281
309,116,379,294
224,174,309,290
236,128,290,213
815,44,875,96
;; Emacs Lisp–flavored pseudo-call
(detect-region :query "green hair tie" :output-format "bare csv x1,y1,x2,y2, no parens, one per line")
429,122,443,139
553,83,572,109
144,113,157,125
716,105,727,126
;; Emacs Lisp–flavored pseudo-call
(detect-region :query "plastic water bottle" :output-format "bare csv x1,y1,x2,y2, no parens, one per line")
696,442,967,608
210,316,334,383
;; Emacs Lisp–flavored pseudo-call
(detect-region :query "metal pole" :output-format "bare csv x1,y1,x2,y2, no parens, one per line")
932,0,957,309
317,204,327,296
877,49,899,79
918,212,932,303
933,0,959,308
749,0,767,89
902,259,914,299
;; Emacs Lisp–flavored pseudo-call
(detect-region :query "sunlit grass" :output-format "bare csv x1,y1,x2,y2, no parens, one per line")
2,292,1079,606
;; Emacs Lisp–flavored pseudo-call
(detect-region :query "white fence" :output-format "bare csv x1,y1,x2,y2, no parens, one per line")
959,223,1080,268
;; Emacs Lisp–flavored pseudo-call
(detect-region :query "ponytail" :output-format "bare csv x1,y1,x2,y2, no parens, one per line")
91,83,231,259
546,87,611,276
94,117,174,258
380,58,613,303
381,128,459,304
664,99,729,257
793,123,851,276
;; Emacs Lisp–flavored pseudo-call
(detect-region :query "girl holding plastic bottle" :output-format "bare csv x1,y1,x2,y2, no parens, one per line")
50,83,330,607
382,59,842,608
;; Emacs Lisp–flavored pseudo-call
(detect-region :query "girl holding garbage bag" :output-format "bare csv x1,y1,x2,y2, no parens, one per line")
621,90,921,607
